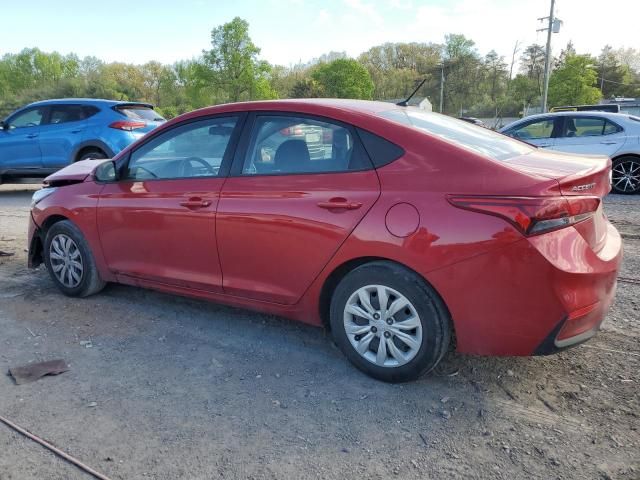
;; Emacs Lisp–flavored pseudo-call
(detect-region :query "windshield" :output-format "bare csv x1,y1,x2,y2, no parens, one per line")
380,109,532,161
115,105,165,122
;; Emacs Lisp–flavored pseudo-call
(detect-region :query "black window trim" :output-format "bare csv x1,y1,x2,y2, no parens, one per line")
558,115,624,138
114,112,248,183
228,111,375,177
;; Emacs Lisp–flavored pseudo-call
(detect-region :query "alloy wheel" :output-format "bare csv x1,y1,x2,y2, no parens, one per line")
49,234,84,288
612,160,640,193
343,285,423,367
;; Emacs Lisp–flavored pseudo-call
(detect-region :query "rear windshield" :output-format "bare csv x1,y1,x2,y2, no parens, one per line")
115,105,165,122
379,109,532,161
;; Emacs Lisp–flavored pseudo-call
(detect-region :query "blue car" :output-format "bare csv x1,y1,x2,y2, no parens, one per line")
0,98,165,183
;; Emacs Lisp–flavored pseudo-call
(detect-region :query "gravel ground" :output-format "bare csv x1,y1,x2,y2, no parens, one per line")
0,184,638,480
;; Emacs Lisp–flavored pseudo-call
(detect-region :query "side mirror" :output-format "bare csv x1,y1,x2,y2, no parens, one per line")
94,160,117,182
0,121,7,131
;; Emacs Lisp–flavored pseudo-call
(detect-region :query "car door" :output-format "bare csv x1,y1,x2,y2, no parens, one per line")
0,106,46,171
97,114,245,292
39,104,92,168
216,112,381,305
504,117,559,148
552,116,627,156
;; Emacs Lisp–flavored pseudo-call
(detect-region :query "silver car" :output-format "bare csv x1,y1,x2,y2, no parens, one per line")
500,111,640,194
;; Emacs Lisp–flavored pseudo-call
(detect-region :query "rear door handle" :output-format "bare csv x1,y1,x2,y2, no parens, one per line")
317,198,363,210
26,133,38,139
180,198,212,209
600,141,617,145
538,143,552,147
71,129,83,134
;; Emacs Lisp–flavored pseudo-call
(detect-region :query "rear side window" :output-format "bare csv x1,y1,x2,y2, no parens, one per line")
115,105,165,122
48,105,98,124
356,128,404,167
564,117,623,137
381,109,532,161
241,115,372,175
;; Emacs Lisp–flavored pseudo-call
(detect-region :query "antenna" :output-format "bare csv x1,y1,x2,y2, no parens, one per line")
396,78,427,107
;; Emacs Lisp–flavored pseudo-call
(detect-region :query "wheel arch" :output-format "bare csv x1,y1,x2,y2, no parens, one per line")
318,256,454,339
72,141,115,162
29,214,71,267
612,152,640,161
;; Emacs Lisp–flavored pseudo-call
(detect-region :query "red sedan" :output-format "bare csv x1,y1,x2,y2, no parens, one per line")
27,100,622,382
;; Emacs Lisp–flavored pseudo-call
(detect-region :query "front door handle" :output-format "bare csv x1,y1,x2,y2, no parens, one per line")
180,198,212,209
600,141,617,145
538,143,552,147
317,198,363,210
71,129,83,134
26,133,38,139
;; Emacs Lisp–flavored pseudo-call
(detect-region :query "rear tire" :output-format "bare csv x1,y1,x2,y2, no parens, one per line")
611,156,640,194
77,149,107,162
329,261,451,382
43,220,106,297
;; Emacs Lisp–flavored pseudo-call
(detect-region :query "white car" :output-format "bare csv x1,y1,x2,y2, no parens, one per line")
500,111,640,194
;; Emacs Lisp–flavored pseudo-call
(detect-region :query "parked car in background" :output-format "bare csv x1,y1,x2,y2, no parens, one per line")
500,111,640,194
27,99,621,382
0,99,164,184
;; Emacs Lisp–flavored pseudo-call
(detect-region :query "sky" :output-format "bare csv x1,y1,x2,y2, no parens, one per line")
2,0,639,67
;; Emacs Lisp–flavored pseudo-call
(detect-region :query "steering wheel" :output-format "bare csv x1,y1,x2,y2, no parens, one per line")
180,156,215,177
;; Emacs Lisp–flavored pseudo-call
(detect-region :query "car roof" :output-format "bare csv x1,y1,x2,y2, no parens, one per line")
518,111,632,121
189,98,405,117
25,98,153,107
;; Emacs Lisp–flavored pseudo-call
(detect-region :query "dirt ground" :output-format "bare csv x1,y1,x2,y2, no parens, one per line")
0,184,638,480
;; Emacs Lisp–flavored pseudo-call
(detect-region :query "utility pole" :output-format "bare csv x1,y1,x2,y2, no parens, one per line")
439,63,445,113
539,0,556,112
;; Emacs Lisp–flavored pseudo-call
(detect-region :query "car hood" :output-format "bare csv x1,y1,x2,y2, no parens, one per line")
43,159,111,186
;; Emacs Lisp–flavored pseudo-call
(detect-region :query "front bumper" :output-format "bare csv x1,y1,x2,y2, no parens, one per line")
27,213,43,268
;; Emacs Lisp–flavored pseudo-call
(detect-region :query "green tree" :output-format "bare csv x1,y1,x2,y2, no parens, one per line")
548,54,602,106
201,17,274,102
358,42,440,101
597,45,636,98
442,34,482,115
312,58,374,99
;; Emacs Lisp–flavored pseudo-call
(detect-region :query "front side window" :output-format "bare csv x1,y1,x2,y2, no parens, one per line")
510,119,555,140
564,117,621,137
8,108,45,129
126,116,238,180
242,115,370,175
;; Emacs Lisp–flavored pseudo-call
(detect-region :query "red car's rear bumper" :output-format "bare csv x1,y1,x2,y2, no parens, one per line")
428,221,622,356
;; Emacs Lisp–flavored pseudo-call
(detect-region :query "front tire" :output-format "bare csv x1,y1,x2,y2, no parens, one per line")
77,149,107,162
44,220,106,297
330,261,451,383
611,156,640,194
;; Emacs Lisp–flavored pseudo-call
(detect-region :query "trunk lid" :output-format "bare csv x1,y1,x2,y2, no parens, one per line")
502,149,612,198
502,149,612,251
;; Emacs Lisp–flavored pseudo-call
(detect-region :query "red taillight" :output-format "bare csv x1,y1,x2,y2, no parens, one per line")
109,120,146,131
447,195,600,236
